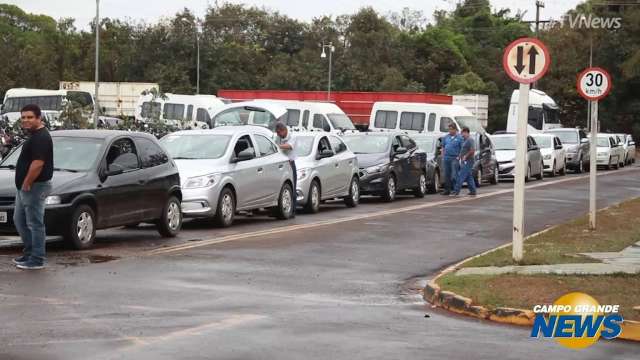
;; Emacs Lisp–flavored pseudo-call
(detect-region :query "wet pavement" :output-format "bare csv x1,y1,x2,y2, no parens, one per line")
1,166,639,359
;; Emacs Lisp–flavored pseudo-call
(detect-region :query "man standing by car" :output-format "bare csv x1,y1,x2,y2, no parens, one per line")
440,123,463,195
452,127,477,197
12,104,53,270
275,122,297,217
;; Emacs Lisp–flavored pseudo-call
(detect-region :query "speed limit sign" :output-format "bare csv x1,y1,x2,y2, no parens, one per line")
577,67,612,101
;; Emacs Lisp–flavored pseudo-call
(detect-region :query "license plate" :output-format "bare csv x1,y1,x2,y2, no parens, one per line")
0,212,6,223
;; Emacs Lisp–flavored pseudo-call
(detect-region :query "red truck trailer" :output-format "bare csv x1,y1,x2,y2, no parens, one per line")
217,90,453,129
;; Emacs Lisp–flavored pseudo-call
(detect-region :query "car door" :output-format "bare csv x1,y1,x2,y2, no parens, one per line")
478,133,493,180
528,137,542,175
229,134,263,209
316,136,340,197
328,135,355,195
253,133,284,205
579,130,589,162
135,136,172,220
96,137,145,227
400,135,422,187
391,135,411,188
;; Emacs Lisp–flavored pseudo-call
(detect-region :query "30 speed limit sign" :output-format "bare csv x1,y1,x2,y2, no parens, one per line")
577,67,612,101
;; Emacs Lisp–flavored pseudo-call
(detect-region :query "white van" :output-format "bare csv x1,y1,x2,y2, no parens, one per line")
1,88,96,126
254,100,357,134
506,89,561,134
135,93,226,128
368,102,485,134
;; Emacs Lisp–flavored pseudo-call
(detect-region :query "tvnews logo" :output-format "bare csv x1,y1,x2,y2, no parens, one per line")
544,13,622,30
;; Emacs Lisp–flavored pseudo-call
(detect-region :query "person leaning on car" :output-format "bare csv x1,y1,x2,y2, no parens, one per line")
12,104,53,270
274,122,297,218
440,123,463,196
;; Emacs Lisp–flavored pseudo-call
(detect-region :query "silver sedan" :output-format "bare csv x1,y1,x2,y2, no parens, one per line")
294,133,360,213
160,126,295,227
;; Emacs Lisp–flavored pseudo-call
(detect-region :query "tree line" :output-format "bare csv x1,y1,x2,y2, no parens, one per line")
0,0,638,136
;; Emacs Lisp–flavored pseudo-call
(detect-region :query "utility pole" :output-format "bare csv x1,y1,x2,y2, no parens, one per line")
535,0,545,35
94,0,100,129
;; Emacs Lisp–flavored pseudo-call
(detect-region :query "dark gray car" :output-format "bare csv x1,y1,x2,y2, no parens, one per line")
545,128,590,173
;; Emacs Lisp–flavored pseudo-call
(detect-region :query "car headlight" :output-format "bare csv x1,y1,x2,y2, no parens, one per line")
297,168,310,181
44,196,61,206
366,164,388,174
184,173,219,189
543,154,552,160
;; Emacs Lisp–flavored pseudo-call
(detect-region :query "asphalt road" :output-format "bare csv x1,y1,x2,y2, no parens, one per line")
1,165,639,359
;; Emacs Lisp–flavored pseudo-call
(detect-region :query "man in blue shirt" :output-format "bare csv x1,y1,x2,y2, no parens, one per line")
452,127,477,197
440,123,463,195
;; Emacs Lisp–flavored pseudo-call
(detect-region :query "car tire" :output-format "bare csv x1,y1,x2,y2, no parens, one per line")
427,170,440,194
414,172,427,198
344,176,360,207
64,204,97,250
273,182,294,220
382,174,397,202
157,196,182,237
550,161,556,177
474,167,482,188
577,158,584,174
607,157,613,170
525,163,532,182
559,161,567,176
304,180,321,213
490,165,498,185
536,162,544,180
214,187,235,227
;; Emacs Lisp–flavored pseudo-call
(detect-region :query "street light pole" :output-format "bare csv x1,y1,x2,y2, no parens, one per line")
321,42,335,101
94,0,100,128
196,29,200,94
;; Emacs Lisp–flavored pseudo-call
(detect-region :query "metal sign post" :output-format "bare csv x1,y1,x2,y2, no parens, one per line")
503,38,551,262
577,67,612,230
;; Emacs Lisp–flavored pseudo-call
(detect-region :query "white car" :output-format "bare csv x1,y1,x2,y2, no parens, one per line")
624,134,636,165
594,134,624,170
532,134,566,177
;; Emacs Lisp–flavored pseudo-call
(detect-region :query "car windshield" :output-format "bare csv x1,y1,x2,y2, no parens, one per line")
161,134,231,159
533,136,553,148
0,136,104,172
547,131,578,144
327,113,355,130
455,116,484,133
597,137,610,147
293,136,315,157
343,135,390,154
413,137,436,154
1,95,63,114
493,136,516,150
213,107,277,130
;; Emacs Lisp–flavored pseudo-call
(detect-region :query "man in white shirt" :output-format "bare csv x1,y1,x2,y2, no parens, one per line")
274,122,297,217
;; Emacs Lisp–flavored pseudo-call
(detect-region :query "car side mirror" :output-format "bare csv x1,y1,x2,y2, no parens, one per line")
394,147,408,155
317,149,334,159
323,124,331,132
103,167,124,178
232,149,255,163
581,138,589,144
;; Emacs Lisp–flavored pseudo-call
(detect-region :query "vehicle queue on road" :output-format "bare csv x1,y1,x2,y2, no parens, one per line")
0,99,636,250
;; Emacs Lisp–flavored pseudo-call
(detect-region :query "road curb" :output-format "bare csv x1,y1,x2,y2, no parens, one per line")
423,206,640,342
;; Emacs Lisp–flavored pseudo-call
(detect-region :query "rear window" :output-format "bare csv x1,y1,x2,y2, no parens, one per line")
374,111,397,129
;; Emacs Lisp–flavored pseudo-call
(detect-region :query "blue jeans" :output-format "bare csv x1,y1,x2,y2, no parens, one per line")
442,157,460,193
455,160,477,194
13,181,52,263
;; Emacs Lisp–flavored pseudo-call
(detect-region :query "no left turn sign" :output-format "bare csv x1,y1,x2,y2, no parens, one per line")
503,37,550,84
577,67,612,101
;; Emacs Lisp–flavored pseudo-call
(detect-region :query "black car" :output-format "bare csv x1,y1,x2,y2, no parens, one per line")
409,134,441,194
472,132,499,187
342,132,427,201
0,130,182,249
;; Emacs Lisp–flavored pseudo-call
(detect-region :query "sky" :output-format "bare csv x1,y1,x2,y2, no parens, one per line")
5,0,584,29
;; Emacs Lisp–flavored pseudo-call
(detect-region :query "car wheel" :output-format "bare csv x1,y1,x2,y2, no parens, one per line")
560,161,567,176
157,196,182,237
64,204,97,250
614,157,620,170
550,161,556,177
490,164,498,185
214,187,235,227
273,182,294,220
536,162,544,180
414,172,427,198
344,176,360,207
525,163,532,182
427,171,440,194
382,174,397,202
607,157,613,170
577,158,584,173
304,180,321,213
474,167,482,188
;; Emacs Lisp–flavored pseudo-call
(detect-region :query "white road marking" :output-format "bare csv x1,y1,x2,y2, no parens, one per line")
147,167,640,256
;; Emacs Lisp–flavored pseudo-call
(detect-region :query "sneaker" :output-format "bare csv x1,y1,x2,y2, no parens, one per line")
16,259,45,270
468,192,477,197
12,256,29,265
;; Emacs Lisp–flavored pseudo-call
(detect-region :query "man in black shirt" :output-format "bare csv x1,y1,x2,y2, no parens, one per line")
12,104,53,270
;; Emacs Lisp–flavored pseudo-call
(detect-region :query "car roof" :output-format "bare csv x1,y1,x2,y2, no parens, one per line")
51,129,156,140
545,128,578,132
169,125,272,136
342,132,402,138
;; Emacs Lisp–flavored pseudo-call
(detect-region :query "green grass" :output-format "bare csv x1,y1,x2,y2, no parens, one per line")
462,198,640,267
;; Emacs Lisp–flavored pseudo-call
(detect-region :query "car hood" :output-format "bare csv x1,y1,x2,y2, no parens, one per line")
174,158,230,185
563,143,579,152
540,148,553,156
0,170,88,197
495,150,516,163
355,152,389,169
